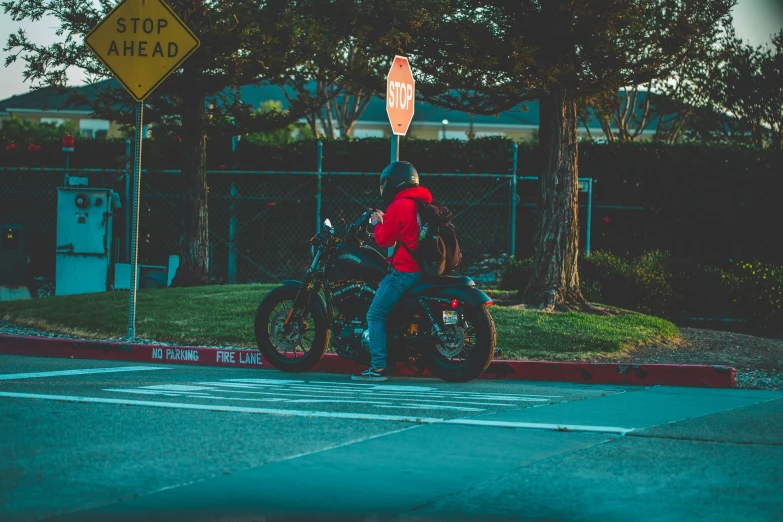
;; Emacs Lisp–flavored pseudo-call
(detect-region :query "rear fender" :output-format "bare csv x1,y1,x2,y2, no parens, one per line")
391,289,492,327
407,286,493,307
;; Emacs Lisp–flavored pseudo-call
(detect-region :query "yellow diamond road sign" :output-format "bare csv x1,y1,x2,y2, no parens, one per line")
85,0,200,102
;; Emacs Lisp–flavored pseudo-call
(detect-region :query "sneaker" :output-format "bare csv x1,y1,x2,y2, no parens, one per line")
351,368,388,382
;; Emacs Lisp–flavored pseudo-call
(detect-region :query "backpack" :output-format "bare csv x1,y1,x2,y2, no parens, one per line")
398,199,462,277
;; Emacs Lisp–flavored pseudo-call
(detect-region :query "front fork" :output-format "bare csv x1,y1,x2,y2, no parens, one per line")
284,252,322,326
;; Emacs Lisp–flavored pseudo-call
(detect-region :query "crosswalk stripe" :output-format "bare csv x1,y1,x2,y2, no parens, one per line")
0,391,633,434
0,366,169,380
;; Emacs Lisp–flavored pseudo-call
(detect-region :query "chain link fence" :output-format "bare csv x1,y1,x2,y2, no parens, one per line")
1,167,535,284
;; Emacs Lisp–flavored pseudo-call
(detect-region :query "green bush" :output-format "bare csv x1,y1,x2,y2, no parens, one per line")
500,251,781,337
499,257,533,291
0,116,79,145
579,252,635,310
502,251,673,315
723,260,783,337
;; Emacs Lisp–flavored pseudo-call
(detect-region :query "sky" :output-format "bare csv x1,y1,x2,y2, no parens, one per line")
0,0,782,101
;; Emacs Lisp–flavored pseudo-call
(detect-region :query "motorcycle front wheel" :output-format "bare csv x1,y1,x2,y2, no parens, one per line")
254,285,330,372
427,304,496,383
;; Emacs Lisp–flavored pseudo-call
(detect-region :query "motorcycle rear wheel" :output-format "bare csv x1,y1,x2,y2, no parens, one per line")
427,304,496,383
254,286,330,373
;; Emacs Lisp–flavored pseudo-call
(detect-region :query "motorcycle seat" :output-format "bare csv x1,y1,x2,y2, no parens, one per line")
408,275,475,294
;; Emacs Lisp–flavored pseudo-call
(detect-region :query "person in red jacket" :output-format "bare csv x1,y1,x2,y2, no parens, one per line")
352,161,432,382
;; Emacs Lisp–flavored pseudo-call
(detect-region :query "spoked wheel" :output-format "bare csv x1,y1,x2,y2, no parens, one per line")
427,304,496,382
254,286,329,372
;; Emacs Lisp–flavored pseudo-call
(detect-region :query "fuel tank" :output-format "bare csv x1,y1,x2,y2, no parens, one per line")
325,243,388,283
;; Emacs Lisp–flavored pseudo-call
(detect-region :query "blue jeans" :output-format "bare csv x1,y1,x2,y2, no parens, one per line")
366,269,421,370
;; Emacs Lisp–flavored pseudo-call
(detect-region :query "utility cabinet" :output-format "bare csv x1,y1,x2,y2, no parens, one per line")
0,225,26,285
55,188,118,296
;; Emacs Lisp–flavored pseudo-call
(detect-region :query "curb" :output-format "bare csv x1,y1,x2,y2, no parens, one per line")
0,334,737,388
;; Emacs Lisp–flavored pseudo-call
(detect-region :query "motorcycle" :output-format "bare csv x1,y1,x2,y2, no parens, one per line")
253,209,497,382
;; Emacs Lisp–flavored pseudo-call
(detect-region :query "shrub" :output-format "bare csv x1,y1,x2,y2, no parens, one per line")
502,251,673,315
723,260,783,337
668,258,736,318
579,251,635,310
499,251,781,337
627,251,676,315
499,257,532,291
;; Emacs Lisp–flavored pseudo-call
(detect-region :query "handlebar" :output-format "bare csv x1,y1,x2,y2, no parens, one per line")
349,208,376,234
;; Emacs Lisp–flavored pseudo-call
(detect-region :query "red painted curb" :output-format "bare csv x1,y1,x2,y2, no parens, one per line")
0,334,737,388
482,360,737,388
0,335,264,368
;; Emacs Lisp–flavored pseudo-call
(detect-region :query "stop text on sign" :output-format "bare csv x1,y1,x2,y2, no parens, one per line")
107,18,180,57
388,81,413,111
385,55,415,136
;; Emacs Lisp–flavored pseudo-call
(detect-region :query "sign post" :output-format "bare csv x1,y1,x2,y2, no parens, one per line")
61,133,75,187
385,56,415,255
386,55,415,162
85,0,200,339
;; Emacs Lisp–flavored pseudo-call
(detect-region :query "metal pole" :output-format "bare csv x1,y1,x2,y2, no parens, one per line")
389,134,399,256
390,134,399,163
125,139,131,263
316,140,323,233
227,182,237,284
586,178,593,256
510,143,518,259
127,102,143,340
64,153,70,186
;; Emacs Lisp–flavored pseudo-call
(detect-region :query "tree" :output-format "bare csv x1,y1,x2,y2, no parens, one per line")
402,0,734,310
3,0,342,285
578,14,732,145
638,16,738,144
710,28,770,147
578,85,655,143
281,46,380,139
242,100,315,145
712,30,783,148
760,32,783,148
278,2,402,140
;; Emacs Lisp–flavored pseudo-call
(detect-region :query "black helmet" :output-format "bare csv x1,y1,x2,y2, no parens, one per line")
380,161,419,207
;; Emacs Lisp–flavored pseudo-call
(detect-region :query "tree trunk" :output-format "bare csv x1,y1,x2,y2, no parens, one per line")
171,92,210,286
522,85,585,310
751,123,763,148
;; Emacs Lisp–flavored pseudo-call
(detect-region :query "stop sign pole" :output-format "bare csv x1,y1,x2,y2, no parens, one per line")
85,0,199,339
386,55,415,163
391,133,400,163
385,56,415,257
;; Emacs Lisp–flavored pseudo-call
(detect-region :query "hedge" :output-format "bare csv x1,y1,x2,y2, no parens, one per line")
0,136,518,173
500,251,782,338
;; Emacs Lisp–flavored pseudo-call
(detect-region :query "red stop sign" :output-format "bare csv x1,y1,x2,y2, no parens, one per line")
386,55,415,136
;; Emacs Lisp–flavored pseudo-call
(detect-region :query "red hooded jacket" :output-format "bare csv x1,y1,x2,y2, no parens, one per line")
373,186,433,272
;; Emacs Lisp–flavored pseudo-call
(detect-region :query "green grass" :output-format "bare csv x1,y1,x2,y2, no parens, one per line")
491,306,679,361
0,285,680,361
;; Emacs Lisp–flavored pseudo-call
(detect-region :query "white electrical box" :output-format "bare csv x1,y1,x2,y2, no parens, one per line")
55,188,117,296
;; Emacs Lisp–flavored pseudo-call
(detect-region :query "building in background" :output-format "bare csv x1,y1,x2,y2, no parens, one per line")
0,83,121,138
239,83,626,141
0,80,658,141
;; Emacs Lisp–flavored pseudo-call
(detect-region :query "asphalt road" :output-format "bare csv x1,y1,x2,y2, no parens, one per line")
1,354,781,522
